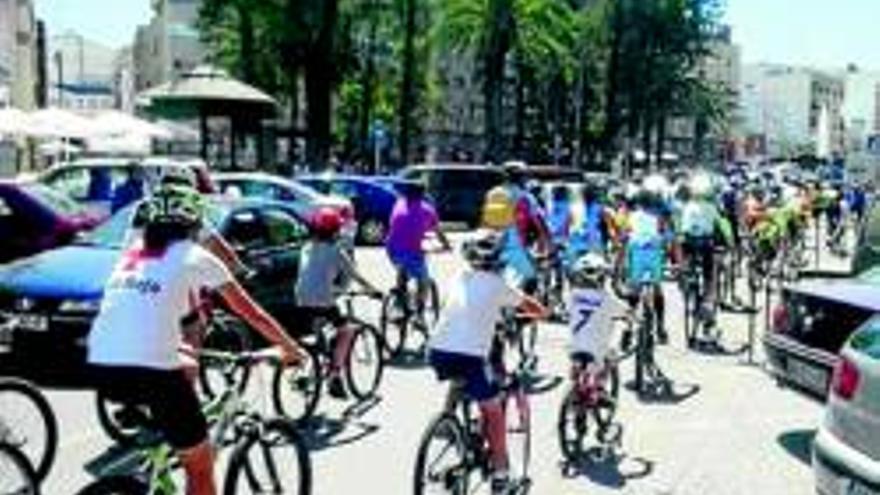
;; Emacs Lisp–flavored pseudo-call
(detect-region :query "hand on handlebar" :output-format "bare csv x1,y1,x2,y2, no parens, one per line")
278,342,305,367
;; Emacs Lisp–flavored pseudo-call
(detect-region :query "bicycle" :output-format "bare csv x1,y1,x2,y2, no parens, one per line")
0,442,38,495
556,336,624,463
628,278,671,396
680,239,721,350
0,375,58,484
83,349,312,495
380,273,440,360
413,334,532,495
272,291,385,423
534,248,567,323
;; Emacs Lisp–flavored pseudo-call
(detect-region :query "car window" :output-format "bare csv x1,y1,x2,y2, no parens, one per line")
329,181,358,200
22,183,87,216
43,167,91,200
262,207,308,246
302,180,330,195
851,317,880,359
224,210,270,250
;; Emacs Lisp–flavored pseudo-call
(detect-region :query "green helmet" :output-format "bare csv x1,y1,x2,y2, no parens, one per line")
136,183,206,229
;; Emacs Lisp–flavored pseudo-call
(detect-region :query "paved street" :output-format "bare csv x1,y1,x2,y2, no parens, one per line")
17,233,851,494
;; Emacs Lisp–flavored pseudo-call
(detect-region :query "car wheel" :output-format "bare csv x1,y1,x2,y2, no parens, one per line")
359,218,387,245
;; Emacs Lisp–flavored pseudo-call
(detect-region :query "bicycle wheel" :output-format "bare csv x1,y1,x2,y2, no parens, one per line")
271,346,322,423
95,391,151,447
556,387,588,463
426,280,441,326
199,316,253,399
0,377,58,482
0,443,38,495
345,323,384,400
413,413,469,495
379,290,408,358
223,418,311,495
75,475,149,495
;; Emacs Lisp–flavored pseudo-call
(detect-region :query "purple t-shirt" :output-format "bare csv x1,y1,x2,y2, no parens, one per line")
386,198,439,253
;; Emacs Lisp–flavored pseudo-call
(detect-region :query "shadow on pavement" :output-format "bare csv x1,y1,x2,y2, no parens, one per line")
626,380,701,405
0,356,94,390
524,373,563,395
298,414,380,452
562,449,654,489
777,429,816,466
385,350,428,370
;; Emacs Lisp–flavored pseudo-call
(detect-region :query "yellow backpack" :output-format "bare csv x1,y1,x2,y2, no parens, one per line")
481,186,516,229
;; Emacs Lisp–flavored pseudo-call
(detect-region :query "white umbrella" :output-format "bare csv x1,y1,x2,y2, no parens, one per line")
26,108,100,139
38,139,83,156
86,134,152,156
90,110,173,140
0,108,32,136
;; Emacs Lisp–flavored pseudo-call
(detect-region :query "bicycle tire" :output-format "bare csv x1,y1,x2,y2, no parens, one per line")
223,418,311,495
413,413,468,495
0,377,58,482
95,390,152,447
0,442,38,495
379,290,408,358
426,280,440,326
556,387,587,463
505,386,531,484
271,345,322,423
345,323,385,400
75,475,149,495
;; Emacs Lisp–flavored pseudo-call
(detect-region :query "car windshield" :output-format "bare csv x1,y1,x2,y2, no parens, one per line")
76,202,225,248
850,317,880,360
857,267,880,284
22,183,88,216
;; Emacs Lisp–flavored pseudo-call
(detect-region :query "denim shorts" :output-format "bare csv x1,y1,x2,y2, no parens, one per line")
387,248,429,281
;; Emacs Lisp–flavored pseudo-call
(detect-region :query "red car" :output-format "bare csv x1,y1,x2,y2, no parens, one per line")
0,181,106,263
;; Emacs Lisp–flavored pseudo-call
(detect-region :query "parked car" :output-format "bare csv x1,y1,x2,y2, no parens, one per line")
398,164,504,227
0,181,105,263
37,156,215,215
0,196,310,365
213,172,357,248
298,174,400,245
520,165,584,184
813,314,880,495
763,267,880,400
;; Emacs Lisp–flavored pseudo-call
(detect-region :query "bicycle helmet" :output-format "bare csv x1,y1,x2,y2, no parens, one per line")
310,206,344,239
689,173,715,200
136,183,206,229
568,252,607,288
399,178,426,199
502,160,528,183
462,229,504,271
551,184,570,201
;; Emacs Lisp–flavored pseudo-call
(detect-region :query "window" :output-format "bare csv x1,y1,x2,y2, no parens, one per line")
224,210,269,250
262,208,308,246
329,181,359,200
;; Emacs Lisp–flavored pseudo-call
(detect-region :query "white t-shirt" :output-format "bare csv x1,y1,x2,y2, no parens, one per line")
681,200,717,238
88,240,232,370
569,288,627,362
428,270,521,358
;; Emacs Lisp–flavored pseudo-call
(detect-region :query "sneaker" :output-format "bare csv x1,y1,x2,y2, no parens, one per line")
491,471,510,495
327,375,348,400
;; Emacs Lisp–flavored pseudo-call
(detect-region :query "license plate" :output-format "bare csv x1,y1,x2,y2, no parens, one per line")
848,480,879,495
787,358,828,394
17,314,49,332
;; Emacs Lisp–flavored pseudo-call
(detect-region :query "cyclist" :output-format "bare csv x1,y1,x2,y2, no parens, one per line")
680,173,733,327
546,184,573,252
298,207,384,399
568,253,628,377
385,179,452,316
426,230,547,495
88,183,304,495
568,180,610,263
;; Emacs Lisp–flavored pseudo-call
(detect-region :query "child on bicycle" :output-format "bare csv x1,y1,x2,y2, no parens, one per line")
295,207,383,399
427,230,547,494
568,253,629,379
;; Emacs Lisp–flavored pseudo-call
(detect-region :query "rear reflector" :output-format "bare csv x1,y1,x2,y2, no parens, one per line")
831,357,860,400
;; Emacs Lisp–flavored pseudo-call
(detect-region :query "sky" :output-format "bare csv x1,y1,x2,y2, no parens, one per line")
32,0,880,71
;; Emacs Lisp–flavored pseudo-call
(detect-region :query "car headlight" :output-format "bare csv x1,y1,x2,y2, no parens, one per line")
59,299,101,313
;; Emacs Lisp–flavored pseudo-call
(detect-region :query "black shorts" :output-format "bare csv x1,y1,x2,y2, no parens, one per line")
90,365,207,450
288,306,346,337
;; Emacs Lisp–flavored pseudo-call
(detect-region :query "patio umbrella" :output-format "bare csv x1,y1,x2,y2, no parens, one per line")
38,139,83,156
26,107,100,139
90,110,173,140
0,108,32,136
137,65,277,168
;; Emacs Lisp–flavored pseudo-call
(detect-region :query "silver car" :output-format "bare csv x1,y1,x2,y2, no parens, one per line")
814,315,880,495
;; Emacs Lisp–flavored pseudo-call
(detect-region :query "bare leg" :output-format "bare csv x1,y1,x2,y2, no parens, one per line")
479,398,508,473
179,441,217,495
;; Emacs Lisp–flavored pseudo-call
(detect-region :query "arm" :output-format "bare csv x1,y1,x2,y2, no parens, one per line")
339,249,382,295
433,225,453,252
203,230,249,276
516,292,550,320
217,280,304,363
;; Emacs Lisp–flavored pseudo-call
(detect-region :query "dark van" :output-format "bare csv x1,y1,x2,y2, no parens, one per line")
398,164,504,227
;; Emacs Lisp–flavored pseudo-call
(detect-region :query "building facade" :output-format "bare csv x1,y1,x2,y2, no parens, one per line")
133,0,204,93
741,64,845,158
48,31,117,111
838,65,880,152
0,0,40,109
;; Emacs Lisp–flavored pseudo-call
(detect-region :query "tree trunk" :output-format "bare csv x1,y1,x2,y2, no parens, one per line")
286,72,299,174
305,0,339,169
398,0,417,165
655,114,666,168
360,17,378,171
483,0,513,163
513,56,526,157
601,0,624,161
238,6,256,84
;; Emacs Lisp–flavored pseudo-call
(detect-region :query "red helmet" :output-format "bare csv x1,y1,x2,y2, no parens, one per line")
310,206,343,237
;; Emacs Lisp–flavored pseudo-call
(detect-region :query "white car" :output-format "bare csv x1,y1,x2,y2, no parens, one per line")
814,314,880,495
213,172,358,248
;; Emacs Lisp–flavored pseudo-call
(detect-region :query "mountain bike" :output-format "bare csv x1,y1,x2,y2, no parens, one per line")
272,291,385,423
413,335,532,495
681,239,721,350
82,349,311,495
0,442,38,495
380,274,440,360
0,376,58,484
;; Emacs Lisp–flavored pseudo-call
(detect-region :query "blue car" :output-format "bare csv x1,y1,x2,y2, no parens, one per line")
0,196,310,364
298,174,400,245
